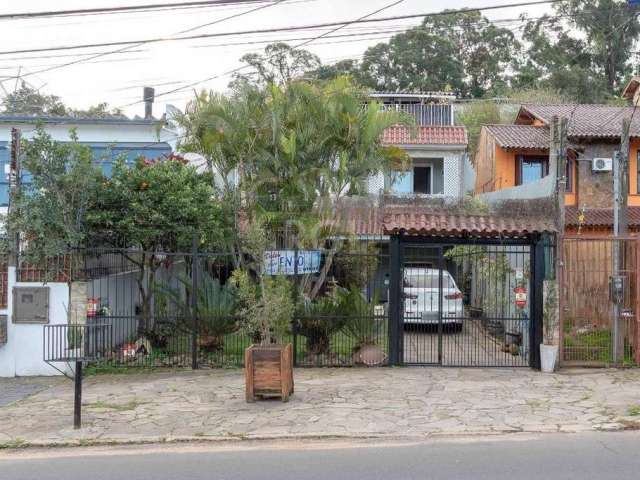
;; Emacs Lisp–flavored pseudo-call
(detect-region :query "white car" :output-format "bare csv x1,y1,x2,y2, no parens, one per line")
403,268,464,328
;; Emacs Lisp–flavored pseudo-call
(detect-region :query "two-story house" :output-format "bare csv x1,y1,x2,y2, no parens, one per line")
474,93,640,235
366,92,471,199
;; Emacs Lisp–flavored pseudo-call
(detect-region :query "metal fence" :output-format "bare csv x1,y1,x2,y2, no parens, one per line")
63,236,390,369
561,236,640,366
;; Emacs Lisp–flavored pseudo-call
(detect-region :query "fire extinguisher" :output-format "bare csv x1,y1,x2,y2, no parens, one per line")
87,298,97,317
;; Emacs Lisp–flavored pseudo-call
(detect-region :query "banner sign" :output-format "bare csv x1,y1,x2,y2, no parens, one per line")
264,250,321,275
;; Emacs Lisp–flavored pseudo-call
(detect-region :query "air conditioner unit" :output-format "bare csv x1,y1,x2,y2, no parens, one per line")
592,157,613,172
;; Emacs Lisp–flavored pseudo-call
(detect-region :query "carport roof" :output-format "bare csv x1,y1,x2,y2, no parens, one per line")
382,208,556,237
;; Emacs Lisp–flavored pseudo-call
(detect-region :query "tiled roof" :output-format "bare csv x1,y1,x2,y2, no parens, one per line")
329,197,384,236
519,104,640,139
485,124,549,149
381,126,468,146
382,208,555,237
565,206,640,227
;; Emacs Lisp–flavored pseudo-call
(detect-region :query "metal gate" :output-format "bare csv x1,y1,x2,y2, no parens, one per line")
560,236,640,366
392,239,538,367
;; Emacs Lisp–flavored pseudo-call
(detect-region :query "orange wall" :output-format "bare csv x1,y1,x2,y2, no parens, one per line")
491,145,548,190
479,138,577,207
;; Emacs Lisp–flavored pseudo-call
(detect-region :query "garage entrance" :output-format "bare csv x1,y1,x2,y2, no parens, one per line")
388,236,545,369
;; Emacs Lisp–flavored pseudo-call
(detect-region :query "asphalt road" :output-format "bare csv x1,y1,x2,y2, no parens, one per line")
2,432,640,480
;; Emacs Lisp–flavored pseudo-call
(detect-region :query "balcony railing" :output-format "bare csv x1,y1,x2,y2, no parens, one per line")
379,103,453,126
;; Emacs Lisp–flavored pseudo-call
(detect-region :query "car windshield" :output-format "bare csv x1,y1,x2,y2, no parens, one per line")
404,272,455,289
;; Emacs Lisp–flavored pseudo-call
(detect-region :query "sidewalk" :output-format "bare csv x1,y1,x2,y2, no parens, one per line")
1,368,640,447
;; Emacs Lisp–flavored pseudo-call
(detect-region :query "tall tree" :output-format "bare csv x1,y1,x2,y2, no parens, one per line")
358,11,519,96
516,1,640,102
230,42,321,88
7,126,99,262
513,15,607,102
2,82,67,116
87,156,225,334
557,0,640,93
178,77,408,296
2,82,125,117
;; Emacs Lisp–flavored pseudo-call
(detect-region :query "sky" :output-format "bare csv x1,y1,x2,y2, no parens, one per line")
0,0,553,118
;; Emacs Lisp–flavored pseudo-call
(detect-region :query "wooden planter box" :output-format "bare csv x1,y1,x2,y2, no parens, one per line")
245,344,294,402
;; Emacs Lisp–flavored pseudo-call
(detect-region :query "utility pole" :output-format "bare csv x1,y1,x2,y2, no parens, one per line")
556,117,568,236
612,118,631,363
8,127,21,267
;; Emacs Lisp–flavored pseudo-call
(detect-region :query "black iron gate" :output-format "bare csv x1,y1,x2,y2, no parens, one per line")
389,236,544,368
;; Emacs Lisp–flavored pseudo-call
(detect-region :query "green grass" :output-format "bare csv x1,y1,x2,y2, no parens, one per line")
628,405,640,417
88,319,389,371
563,328,634,364
0,438,27,449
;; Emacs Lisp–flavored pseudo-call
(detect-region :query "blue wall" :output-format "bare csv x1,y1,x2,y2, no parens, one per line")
0,141,172,206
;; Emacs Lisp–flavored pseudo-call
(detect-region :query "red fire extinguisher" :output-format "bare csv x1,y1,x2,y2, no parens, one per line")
87,298,97,317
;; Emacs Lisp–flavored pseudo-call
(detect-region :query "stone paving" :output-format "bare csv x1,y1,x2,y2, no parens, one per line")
1,368,640,447
0,377,59,408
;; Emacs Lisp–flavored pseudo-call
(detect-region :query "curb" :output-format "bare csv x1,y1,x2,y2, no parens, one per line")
2,424,636,451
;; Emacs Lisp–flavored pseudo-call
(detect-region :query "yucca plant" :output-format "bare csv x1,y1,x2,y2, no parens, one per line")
337,287,380,352
156,272,238,352
297,289,348,355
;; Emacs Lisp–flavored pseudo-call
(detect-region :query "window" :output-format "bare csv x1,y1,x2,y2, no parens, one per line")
516,155,549,186
413,166,432,194
566,157,573,193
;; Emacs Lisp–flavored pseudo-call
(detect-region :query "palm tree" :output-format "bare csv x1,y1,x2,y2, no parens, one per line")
178,77,411,297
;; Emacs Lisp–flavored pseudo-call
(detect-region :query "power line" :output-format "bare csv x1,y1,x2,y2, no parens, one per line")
0,0,269,20
0,15,544,65
124,0,562,106
0,0,563,57
12,0,291,80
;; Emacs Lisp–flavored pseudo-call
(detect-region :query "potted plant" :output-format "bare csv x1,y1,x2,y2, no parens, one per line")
541,280,559,373
232,224,295,402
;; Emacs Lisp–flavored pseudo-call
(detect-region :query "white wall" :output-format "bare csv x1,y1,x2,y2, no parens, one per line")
0,267,71,377
0,122,176,145
374,147,467,198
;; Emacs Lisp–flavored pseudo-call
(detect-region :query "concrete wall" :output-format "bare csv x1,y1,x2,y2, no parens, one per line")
479,174,555,203
0,267,70,377
0,122,176,145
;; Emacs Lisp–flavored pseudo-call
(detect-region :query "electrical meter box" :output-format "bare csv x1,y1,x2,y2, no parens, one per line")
12,287,49,324
609,275,626,305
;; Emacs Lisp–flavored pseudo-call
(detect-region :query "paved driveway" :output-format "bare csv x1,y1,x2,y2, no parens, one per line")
403,318,528,366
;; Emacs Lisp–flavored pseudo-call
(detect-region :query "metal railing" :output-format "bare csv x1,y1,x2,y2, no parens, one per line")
379,103,453,126
43,323,113,362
